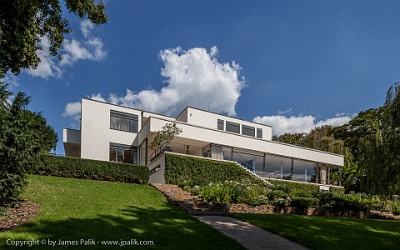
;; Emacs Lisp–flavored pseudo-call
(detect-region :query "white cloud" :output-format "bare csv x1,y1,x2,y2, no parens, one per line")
62,102,81,121
278,108,292,115
80,19,94,38
25,19,107,78
315,116,351,128
65,46,245,118
25,36,63,78
60,37,106,66
2,73,20,89
253,114,351,136
89,93,107,102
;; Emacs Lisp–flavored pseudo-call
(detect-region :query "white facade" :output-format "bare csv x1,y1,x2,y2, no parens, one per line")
63,98,344,185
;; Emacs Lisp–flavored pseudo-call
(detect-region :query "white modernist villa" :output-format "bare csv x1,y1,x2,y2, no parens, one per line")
63,98,344,186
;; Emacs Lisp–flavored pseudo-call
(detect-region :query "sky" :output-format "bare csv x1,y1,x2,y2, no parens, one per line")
4,0,400,155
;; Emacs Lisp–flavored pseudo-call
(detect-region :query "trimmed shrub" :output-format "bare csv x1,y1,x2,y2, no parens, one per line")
32,155,149,184
267,179,320,197
188,179,271,204
290,197,319,209
164,153,267,187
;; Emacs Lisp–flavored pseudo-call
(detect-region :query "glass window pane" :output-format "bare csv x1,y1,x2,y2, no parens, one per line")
226,121,240,134
110,111,138,133
257,128,262,138
217,119,224,130
110,147,117,161
242,125,255,137
117,149,124,162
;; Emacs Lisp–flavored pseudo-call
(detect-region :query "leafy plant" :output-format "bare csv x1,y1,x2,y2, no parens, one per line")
150,123,182,150
0,82,57,211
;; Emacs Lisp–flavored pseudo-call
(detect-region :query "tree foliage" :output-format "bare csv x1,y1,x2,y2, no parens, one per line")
0,82,58,210
150,123,182,150
0,0,108,76
334,107,384,158
273,125,344,155
359,83,400,196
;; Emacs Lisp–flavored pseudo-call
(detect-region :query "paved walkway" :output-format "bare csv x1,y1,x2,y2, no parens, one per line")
195,216,310,250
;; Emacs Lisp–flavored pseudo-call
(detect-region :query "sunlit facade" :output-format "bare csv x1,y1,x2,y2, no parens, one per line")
63,98,344,185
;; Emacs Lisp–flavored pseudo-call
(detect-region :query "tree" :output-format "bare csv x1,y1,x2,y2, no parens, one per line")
358,83,400,196
150,123,182,151
333,107,384,159
0,0,108,76
0,82,57,211
274,126,344,155
272,132,307,146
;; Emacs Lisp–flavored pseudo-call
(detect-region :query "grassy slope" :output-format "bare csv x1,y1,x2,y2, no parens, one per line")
0,175,244,250
233,213,400,250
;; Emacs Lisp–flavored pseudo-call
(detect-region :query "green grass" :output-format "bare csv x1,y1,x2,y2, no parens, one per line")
0,175,244,249
232,213,400,250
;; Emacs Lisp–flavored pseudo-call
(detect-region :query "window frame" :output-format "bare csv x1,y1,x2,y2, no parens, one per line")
217,119,224,130
257,128,263,139
110,110,138,133
226,121,240,134
109,143,137,164
242,125,255,137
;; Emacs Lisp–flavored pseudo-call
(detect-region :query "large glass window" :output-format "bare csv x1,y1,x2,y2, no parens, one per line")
226,121,240,134
110,143,137,164
242,125,255,137
110,110,138,133
217,119,224,130
264,155,292,180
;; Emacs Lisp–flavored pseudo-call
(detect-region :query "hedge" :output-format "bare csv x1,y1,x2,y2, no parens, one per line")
164,153,267,187
268,179,345,197
32,155,149,184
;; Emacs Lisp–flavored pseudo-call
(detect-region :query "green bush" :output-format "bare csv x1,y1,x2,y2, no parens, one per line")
32,155,149,184
165,153,267,187
267,179,320,197
290,197,319,209
188,179,271,204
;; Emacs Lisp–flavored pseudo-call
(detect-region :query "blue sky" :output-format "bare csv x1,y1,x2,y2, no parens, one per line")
5,0,400,154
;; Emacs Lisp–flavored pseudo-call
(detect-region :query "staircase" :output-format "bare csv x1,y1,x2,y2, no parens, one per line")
151,183,229,216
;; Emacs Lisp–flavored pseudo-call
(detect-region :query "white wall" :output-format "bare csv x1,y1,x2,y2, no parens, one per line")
147,117,344,167
63,128,81,144
184,107,272,140
80,99,142,161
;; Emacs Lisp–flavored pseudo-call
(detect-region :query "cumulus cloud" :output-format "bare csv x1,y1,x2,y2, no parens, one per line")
25,36,63,78
80,19,94,38
62,102,82,121
25,20,107,78
253,114,351,136
63,46,245,120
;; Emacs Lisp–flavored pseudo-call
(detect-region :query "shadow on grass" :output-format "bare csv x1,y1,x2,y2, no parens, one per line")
233,213,400,250
1,204,244,250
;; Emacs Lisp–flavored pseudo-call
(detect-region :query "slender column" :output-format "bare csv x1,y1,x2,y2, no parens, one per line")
320,164,327,185
290,158,294,180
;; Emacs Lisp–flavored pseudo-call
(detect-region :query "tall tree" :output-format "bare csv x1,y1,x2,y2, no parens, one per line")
358,83,400,196
274,126,344,155
0,0,108,76
0,82,58,211
333,107,384,159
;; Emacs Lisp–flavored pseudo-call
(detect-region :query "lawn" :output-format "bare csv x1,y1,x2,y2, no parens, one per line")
0,175,244,249
233,213,400,250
